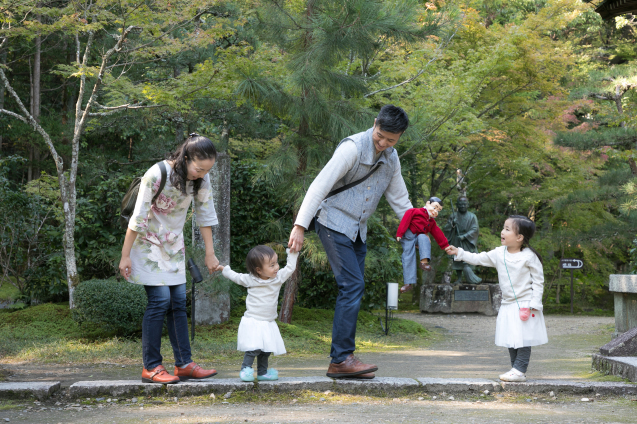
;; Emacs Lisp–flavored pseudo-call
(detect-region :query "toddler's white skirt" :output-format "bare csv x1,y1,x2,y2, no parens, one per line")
237,316,286,355
495,302,548,348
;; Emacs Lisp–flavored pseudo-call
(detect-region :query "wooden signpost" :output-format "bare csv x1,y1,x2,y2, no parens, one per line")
559,259,584,314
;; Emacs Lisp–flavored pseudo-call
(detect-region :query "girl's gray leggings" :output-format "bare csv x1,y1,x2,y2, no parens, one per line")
242,350,271,376
508,347,531,373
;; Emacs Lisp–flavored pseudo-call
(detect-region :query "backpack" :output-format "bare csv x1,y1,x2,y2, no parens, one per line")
120,161,167,228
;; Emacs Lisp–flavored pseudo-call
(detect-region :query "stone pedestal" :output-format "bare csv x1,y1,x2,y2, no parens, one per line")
420,283,501,316
192,152,231,325
609,274,637,337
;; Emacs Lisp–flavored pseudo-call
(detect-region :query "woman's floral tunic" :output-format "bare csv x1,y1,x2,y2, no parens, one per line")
127,161,218,286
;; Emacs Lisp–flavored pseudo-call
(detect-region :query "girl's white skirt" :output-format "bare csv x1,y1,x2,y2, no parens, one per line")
237,316,286,355
495,302,548,348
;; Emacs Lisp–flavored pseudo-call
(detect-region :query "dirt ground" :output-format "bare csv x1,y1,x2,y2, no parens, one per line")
2,391,637,423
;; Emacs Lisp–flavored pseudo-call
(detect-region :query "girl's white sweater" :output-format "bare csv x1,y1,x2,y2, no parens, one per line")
455,246,544,311
222,251,299,321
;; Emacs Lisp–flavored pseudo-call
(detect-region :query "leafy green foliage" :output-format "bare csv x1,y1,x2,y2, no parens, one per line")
228,159,290,273
73,278,147,336
0,156,65,301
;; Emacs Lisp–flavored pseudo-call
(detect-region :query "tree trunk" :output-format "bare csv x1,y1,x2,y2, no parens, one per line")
0,48,5,153
279,264,300,323
629,158,637,176
28,33,42,181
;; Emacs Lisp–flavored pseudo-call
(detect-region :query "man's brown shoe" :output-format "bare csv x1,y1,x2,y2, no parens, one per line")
418,261,432,271
400,284,414,294
141,365,180,384
326,354,378,378
174,362,217,381
341,372,375,379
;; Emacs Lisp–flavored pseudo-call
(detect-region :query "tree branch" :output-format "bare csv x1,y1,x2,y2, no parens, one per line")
363,25,460,98
0,108,29,124
476,82,533,119
85,103,166,117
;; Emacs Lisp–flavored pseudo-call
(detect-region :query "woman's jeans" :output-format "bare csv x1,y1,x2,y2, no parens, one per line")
142,284,192,370
316,221,367,364
400,229,431,285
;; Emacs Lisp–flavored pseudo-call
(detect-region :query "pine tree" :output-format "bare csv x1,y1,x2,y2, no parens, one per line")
234,0,451,322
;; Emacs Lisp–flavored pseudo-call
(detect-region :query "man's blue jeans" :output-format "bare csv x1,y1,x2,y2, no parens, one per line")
400,229,431,286
142,284,192,370
316,221,367,364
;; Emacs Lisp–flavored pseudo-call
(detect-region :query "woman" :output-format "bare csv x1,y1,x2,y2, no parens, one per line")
119,134,220,384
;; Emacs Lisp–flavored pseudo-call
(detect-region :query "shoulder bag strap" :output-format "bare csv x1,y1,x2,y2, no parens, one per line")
503,247,521,310
324,163,382,200
152,161,167,204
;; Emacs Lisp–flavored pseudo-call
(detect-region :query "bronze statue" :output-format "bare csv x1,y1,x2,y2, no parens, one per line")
444,196,482,284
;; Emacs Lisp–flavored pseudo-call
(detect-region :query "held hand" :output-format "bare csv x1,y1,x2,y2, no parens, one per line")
119,256,132,280
288,225,305,253
205,253,220,274
445,245,458,255
215,265,225,272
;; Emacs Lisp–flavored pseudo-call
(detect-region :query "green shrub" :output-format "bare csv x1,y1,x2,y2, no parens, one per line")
73,278,147,336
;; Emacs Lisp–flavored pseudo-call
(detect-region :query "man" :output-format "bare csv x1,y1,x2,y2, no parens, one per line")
288,105,412,378
444,196,481,284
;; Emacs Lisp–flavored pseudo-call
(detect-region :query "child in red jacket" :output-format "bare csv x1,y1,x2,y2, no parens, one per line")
396,196,449,294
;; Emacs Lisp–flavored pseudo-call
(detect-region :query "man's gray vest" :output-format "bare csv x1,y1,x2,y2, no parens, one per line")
316,127,399,243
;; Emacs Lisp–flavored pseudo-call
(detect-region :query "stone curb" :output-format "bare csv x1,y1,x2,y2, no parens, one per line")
3,377,637,400
592,354,637,382
417,378,501,393
0,382,61,401
334,377,420,394
166,379,253,396
69,380,165,398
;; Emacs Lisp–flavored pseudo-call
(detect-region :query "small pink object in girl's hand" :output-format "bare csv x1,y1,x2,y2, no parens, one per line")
519,308,530,321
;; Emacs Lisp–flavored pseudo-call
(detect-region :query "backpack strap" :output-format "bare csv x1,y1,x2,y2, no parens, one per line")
324,163,382,200
152,161,167,204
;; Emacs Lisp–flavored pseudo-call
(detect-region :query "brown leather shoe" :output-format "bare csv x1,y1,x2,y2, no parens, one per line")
341,372,375,379
174,362,217,381
418,261,432,271
326,354,378,378
400,284,414,294
141,365,180,384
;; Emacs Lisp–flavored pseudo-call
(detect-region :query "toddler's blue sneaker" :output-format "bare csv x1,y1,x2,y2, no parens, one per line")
240,367,254,382
257,368,279,381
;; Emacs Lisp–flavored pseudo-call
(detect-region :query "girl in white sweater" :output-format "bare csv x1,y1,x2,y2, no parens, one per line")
445,215,548,382
216,245,298,381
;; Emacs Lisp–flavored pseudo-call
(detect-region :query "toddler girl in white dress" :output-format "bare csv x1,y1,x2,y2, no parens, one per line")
217,245,298,381
446,215,548,382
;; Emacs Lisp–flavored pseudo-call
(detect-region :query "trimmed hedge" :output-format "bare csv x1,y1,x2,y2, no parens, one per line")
73,278,147,335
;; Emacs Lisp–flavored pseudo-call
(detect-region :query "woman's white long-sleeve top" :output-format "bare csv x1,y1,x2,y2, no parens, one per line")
222,251,299,321
454,246,544,311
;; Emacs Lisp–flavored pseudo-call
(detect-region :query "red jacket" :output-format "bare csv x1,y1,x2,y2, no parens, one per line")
396,208,449,249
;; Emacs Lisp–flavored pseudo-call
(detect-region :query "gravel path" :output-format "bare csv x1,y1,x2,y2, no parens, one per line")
388,312,615,380
3,391,637,423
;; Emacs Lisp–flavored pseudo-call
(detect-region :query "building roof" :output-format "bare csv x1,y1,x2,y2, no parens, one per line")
588,0,637,20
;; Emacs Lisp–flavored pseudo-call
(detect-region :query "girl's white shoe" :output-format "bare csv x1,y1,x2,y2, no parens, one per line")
499,368,527,382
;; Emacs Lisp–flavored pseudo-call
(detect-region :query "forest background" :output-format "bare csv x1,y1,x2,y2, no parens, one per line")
1,0,637,319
